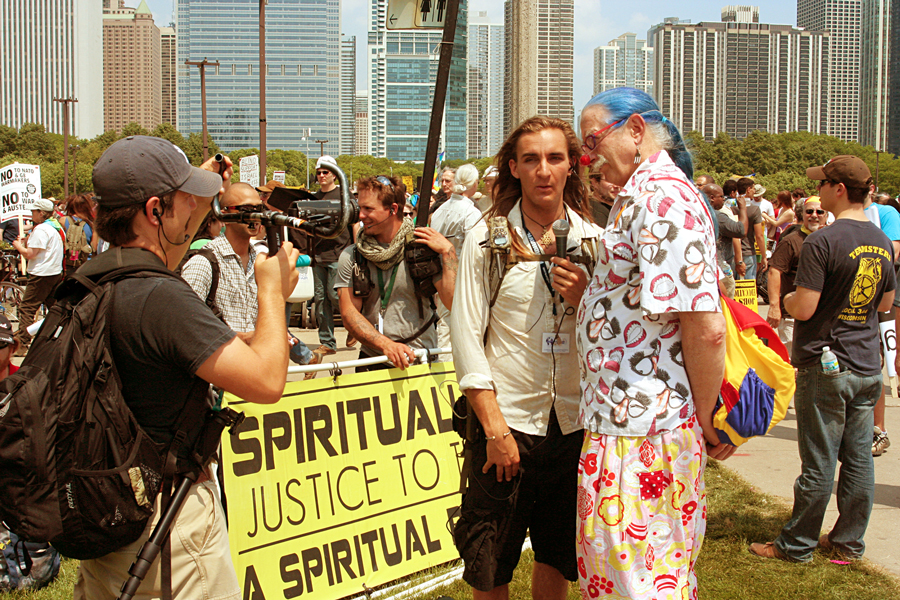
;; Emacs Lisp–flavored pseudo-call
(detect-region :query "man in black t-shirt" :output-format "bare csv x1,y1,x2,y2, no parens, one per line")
765,196,823,354
76,136,299,600
751,155,895,565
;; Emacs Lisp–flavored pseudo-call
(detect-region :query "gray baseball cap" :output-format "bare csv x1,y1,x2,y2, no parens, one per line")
92,136,223,208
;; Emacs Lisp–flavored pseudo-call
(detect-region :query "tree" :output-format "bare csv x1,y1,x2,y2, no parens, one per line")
149,123,185,147
182,132,221,165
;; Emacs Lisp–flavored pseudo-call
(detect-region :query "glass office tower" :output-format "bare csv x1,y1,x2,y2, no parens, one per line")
175,0,340,154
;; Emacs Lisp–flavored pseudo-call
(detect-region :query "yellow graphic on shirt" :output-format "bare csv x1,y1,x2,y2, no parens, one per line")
849,257,881,308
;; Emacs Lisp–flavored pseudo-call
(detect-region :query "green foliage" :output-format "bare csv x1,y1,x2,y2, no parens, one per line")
120,122,149,138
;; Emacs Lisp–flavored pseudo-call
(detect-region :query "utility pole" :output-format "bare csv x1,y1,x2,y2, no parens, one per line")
875,150,883,191
53,97,78,197
185,59,220,162
259,0,267,182
315,139,329,156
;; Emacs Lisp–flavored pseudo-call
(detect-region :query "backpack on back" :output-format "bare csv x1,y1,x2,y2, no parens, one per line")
63,218,93,270
0,253,215,560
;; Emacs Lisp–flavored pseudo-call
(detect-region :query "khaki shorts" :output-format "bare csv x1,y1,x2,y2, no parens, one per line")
74,480,240,600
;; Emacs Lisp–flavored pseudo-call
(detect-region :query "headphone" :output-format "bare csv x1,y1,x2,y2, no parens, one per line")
153,207,190,245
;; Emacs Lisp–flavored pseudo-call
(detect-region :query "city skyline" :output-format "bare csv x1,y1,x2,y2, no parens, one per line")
143,0,798,125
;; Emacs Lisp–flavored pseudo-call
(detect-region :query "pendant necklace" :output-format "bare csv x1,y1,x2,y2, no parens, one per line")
522,208,561,249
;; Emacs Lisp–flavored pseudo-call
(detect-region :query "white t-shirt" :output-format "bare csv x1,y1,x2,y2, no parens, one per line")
27,221,64,276
750,198,775,221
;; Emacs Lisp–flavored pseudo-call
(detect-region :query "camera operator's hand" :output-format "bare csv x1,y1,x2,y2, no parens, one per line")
199,154,233,196
380,339,416,370
254,241,299,300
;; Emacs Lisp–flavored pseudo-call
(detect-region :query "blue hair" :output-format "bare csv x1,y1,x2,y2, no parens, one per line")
583,87,694,181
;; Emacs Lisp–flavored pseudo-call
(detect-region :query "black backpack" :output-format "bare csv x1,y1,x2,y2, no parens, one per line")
0,253,214,560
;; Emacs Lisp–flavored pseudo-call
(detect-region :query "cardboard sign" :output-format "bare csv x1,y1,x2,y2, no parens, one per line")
733,279,758,313
0,163,41,223
222,363,463,600
881,319,897,377
273,170,286,184
240,155,260,188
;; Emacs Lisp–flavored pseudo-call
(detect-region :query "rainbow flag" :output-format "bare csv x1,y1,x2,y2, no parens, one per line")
431,150,446,194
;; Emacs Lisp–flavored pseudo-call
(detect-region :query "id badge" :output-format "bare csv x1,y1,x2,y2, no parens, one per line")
378,312,384,334
542,332,570,354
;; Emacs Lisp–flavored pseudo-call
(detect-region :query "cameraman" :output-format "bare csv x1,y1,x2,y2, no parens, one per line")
336,176,456,372
76,136,298,600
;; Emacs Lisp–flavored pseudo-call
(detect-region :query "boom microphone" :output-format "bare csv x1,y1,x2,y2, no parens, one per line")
552,219,570,259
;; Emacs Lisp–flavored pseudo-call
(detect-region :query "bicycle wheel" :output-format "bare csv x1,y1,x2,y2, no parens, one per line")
0,282,24,324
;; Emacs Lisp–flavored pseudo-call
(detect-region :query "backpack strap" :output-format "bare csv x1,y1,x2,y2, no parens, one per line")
190,247,220,316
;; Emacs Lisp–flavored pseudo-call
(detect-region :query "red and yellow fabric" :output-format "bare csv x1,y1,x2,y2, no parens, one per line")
714,296,795,446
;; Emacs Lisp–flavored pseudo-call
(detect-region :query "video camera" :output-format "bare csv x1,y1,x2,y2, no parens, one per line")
211,161,358,254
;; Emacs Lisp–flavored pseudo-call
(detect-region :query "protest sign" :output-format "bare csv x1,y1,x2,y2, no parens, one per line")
0,163,41,223
273,171,286,184
402,176,414,194
240,155,260,188
733,279,758,312
881,319,897,377
223,363,463,600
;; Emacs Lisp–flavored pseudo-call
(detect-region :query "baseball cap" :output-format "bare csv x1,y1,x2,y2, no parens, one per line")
92,136,223,208
256,180,286,193
316,155,338,171
806,155,873,189
483,166,499,179
0,314,14,345
33,199,54,212
753,184,767,197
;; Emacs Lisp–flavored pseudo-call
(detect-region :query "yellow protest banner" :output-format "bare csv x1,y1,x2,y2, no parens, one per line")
733,279,758,313
223,363,463,600
402,175,415,194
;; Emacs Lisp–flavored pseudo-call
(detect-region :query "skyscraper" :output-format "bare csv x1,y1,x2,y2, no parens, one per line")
0,0,104,138
367,0,467,161
593,33,653,96
103,0,161,133
504,0,574,134
859,0,892,150
650,17,829,140
161,26,177,127
355,91,369,157
341,35,356,156
798,0,861,142
889,0,900,155
467,11,504,158
175,0,340,154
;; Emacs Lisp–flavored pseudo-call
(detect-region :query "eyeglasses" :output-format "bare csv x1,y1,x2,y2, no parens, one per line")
225,204,265,214
316,170,331,176
581,119,626,154
375,176,394,191
805,209,826,215
403,211,414,217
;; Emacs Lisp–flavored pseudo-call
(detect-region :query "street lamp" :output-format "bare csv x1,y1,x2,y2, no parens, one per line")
301,128,311,188
185,58,220,162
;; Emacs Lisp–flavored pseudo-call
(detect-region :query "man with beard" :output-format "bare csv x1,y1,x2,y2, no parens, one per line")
766,196,823,354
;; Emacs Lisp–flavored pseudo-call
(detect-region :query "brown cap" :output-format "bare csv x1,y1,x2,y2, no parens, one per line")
806,155,872,189
256,179,286,193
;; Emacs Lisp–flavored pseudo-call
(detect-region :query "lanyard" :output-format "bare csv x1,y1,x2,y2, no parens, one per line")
521,205,559,315
377,265,399,314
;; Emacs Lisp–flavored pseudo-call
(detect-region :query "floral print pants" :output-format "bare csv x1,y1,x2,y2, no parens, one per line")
577,418,707,600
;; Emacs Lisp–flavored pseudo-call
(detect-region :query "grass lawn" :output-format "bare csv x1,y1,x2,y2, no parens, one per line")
10,461,900,600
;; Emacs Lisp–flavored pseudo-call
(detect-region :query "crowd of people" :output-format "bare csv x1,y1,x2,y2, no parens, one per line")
4,85,898,600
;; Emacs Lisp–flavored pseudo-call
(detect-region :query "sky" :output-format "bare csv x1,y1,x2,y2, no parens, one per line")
144,0,798,122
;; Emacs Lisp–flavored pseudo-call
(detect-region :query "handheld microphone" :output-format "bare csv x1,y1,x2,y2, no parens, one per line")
552,219,570,259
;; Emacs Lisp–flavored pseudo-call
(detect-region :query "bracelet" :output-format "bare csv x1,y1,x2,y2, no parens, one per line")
485,431,512,441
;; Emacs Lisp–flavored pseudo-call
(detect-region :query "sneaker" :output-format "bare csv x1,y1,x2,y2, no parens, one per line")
873,426,891,457
304,352,321,381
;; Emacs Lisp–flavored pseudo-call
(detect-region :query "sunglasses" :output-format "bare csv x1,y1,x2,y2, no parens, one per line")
316,170,331,176
403,211,414,217
225,204,265,214
805,209,825,215
376,176,394,191
816,180,839,190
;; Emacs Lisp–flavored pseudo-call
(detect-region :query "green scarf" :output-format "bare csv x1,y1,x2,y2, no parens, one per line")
356,217,415,271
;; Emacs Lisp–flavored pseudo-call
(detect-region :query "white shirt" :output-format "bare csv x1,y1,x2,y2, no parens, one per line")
576,151,721,436
450,202,602,436
26,220,64,276
430,193,483,257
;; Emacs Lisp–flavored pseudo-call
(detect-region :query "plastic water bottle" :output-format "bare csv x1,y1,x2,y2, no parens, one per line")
821,346,840,376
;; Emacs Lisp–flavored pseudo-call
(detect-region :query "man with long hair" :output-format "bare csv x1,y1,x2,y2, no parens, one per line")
450,116,601,600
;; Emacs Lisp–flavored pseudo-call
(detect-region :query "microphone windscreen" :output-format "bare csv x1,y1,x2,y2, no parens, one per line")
552,219,570,258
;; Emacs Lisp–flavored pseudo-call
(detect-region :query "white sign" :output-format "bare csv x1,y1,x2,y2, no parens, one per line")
881,319,897,377
0,163,41,223
273,170,286,184
386,0,444,29
239,155,260,188
416,0,447,28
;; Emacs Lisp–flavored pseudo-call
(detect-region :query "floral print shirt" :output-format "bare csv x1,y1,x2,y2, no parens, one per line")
576,150,721,437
